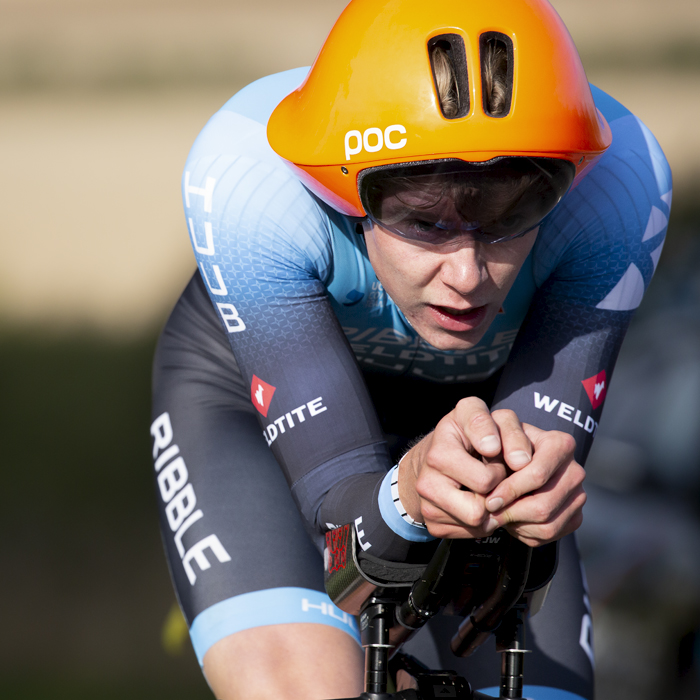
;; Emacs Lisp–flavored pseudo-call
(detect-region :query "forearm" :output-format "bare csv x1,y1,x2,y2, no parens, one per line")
490,291,633,465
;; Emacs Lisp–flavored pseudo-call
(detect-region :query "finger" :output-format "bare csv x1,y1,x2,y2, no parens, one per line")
419,498,502,540
502,488,586,546
490,459,585,525
424,426,507,495
490,409,533,471
485,430,577,512
452,397,502,458
416,469,492,529
429,521,502,540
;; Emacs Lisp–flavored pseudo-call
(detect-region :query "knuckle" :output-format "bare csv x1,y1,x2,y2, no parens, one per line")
532,501,552,523
464,514,486,528
571,510,584,531
467,410,492,432
421,502,442,522
489,462,508,484
424,446,442,471
574,489,588,510
506,524,536,547
456,396,486,412
491,408,516,421
572,464,586,487
470,471,494,493
427,523,450,539
462,502,487,527
515,532,541,548
431,421,449,442
558,432,577,454
529,463,549,487
415,477,438,503
538,522,559,542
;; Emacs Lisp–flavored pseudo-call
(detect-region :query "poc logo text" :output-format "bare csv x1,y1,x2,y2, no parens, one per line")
344,125,407,161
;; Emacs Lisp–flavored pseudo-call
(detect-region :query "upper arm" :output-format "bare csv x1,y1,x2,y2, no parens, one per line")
184,146,388,480
492,112,672,464
183,141,433,558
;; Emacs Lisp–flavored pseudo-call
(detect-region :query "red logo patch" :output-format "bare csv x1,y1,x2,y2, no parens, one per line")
581,370,607,410
251,375,276,417
325,524,350,574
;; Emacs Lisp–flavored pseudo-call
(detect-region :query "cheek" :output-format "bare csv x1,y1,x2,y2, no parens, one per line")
491,260,523,289
488,236,537,287
364,232,391,282
365,231,428,290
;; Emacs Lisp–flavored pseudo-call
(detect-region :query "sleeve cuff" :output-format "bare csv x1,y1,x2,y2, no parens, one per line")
377,465,436,543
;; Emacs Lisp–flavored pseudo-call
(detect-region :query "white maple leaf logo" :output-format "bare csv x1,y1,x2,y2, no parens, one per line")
255,383,264,406
594,381,605,400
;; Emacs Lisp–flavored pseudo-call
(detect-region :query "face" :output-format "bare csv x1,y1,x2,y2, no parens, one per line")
363,214,537,351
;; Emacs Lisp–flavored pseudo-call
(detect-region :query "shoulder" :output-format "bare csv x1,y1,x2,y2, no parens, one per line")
590,85,672,198
554,85,672,236
187,67,309,161
532,85,671,309
218,67,310,127
182,69,339,277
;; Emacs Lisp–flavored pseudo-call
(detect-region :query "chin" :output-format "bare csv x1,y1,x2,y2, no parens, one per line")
418,327,486,352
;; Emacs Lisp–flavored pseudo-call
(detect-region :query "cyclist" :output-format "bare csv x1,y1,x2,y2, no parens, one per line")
150,0,672,698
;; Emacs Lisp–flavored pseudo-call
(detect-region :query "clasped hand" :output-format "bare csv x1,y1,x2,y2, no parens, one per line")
399,397,586,547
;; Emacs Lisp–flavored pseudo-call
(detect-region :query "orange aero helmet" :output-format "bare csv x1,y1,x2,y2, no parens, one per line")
267,0,612,218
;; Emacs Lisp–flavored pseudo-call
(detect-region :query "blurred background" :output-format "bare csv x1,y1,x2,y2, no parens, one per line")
1,0,698,698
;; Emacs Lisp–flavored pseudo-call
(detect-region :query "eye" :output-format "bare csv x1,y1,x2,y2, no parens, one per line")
482,214,525,237
403,218,440,235
394,218,452,244
499,214,525,230
413,219,438,232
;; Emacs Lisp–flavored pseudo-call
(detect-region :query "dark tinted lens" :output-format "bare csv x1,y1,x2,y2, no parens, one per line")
360,157,574,244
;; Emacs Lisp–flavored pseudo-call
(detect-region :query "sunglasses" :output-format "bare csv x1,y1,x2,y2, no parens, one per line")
359,157,574,245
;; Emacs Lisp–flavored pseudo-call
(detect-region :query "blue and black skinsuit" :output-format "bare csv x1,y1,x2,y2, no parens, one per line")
150,68,671,699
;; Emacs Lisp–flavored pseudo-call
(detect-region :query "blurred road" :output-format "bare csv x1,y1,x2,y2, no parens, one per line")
0,0,698,332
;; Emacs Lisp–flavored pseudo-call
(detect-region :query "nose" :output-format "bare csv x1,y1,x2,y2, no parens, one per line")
437,241,488,296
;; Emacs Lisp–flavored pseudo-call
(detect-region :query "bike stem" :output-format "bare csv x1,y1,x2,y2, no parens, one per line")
361,600,394,697
495,603,530,699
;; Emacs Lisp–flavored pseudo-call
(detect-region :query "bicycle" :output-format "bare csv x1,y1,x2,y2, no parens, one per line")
324,523,559,700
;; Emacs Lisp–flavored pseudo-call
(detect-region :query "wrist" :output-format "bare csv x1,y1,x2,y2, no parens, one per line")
377,464,434,543
397,446,424,524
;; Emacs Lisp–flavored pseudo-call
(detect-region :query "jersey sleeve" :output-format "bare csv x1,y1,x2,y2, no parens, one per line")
491,98,672,464
182,97,432,561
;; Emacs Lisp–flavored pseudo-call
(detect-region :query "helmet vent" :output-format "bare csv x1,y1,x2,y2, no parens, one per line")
480,32,513,117
428,34,469,119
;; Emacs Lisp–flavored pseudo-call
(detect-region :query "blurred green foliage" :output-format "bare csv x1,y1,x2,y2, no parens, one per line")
0,676,211,700
0,329,211,697
0,330,156,526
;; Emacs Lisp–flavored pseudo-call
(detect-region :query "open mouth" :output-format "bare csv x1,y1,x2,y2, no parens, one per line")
427,304,488,332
